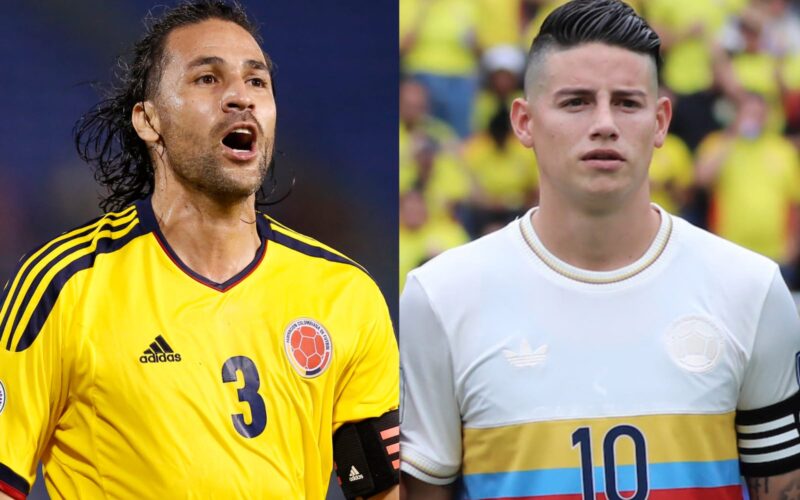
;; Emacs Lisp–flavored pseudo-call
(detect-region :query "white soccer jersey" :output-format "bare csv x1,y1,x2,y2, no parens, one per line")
400,207,800,499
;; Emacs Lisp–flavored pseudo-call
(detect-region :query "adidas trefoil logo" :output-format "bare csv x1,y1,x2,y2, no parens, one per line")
348,466,364,482
139,335,182,363
503,339,547,367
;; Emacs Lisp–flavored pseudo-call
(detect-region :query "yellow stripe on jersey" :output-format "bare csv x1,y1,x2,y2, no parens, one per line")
462,412,738,474
0,208,141,352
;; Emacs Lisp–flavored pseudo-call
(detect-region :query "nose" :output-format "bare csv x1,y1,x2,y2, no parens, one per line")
221,79,255,112
589,101,619,141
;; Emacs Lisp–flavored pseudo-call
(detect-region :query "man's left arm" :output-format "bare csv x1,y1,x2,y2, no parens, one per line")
332,276,399,500
738,269,800,488
746,472,800,500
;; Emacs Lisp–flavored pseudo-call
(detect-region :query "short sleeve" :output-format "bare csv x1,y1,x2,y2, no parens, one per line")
0,260,70,498
736,269,800,477
399,275,461,485
332,278,399,431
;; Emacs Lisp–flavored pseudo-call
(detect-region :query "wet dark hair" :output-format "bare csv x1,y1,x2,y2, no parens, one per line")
524,0,661,92
75,0,283,213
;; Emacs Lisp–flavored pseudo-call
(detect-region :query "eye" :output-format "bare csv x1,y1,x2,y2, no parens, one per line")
562,97,587,108
248,77,268,88
618,99,641,109
196,74,217,85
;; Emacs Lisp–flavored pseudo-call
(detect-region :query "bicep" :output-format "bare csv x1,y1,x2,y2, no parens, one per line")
401,473,453,500
746,469,800,500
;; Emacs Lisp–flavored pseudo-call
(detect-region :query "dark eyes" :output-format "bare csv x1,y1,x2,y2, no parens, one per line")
560,98,642,109
564,98,587,107
618,99,641,108
194,75,268,88
196,74,217,85
248,78,268,88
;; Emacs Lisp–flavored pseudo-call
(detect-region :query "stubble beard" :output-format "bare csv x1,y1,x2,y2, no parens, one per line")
161,129,273,204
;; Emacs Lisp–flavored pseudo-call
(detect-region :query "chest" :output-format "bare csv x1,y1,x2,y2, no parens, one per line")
447,284,749,426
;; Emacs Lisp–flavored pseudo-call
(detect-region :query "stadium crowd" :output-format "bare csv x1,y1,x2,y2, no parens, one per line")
399,0,800,293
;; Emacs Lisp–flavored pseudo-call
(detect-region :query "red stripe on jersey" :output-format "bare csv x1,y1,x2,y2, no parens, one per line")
386,443,399,455
380,426,399,440
0,480,25,500
484,485,743,500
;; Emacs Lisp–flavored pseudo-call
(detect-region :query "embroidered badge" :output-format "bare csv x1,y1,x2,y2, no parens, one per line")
284,318,333,378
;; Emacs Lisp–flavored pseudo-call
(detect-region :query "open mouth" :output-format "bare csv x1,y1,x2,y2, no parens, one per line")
222,128,255,152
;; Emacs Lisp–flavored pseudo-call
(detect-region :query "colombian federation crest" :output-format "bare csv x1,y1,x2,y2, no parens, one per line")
284,319,333,378
0,380,6,416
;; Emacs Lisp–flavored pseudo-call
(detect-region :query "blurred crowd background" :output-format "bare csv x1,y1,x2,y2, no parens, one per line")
1,2,396,499
399,0,800,294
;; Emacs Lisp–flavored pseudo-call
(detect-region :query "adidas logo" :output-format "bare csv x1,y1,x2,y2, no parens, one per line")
502,339,547,367
139,335,182,363
348,466,364,482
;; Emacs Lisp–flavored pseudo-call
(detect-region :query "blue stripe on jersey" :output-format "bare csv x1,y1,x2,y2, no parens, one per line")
462,460,741,498
0,208,136,347
264,220,368,274
3,214,144,352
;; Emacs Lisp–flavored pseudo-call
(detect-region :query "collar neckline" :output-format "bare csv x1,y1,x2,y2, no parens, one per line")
518,205,673,285
136,197,269,292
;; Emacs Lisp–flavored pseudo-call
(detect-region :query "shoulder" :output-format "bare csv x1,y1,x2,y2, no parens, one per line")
261,213,376,288
671,215,779,288
409,220,517,295
0,205,148,352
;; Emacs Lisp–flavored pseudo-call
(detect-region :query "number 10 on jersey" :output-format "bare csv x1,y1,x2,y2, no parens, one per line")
571,425,649,500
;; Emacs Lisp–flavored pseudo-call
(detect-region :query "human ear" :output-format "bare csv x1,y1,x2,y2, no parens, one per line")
131,101,162,144
510,97,535,148
653,96,672,148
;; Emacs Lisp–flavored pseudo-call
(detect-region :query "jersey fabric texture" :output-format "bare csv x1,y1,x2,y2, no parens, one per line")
0,198,398,499
400,207,800,499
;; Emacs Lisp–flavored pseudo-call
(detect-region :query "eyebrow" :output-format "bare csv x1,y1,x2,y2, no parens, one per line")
187,56,271,72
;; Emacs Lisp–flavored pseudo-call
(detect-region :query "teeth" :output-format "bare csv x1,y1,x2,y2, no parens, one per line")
232,128,252,135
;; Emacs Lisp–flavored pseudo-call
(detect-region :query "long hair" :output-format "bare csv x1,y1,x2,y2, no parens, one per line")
74,0,284,213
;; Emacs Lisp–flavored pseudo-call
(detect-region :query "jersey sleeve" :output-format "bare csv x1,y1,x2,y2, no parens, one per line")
399,275,461,485
0,260,72,499
736,269,800,477
332,277,399,430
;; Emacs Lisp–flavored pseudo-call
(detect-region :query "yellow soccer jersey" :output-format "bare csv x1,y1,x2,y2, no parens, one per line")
0,198,399,499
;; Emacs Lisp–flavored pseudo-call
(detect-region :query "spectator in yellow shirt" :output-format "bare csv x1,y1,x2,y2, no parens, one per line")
696,92,800,268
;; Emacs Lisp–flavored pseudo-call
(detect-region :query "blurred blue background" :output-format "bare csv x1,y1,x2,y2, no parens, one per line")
0,1,397,499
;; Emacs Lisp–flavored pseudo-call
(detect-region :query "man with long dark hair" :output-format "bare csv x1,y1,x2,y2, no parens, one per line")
0,2,399,498
400,1,800,498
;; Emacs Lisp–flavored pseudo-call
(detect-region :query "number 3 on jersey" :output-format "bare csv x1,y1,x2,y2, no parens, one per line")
222,356,267,438
572,425,648,500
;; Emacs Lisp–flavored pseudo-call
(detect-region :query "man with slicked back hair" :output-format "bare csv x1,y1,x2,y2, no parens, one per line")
400,1,800,498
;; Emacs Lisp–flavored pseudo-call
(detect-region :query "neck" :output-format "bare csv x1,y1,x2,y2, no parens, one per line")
532,190,661,271
151,182,261,284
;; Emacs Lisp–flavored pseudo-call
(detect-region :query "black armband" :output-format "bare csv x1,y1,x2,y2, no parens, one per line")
333,409,399,499
737,391,800,477
0,463,29,500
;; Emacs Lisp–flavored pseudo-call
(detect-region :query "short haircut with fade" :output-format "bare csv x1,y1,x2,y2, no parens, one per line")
523,0,661,94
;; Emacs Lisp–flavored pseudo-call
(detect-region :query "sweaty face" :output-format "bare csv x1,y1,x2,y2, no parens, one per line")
150,19,276,201
512,43,670,212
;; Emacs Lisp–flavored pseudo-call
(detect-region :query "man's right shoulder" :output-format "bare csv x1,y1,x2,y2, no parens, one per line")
0,204,147,352
407,221,517,294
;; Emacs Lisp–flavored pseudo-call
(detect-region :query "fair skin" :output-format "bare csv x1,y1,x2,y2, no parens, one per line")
512,42,670,271
401,41,800,500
